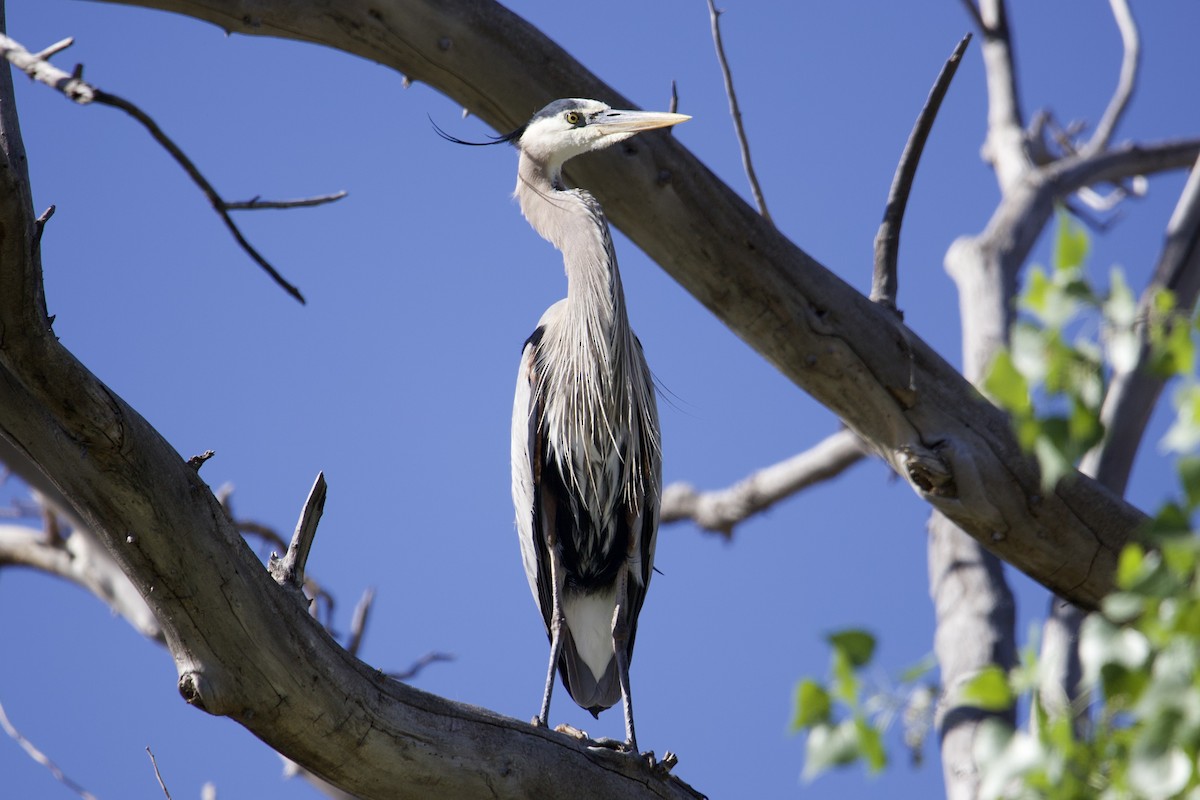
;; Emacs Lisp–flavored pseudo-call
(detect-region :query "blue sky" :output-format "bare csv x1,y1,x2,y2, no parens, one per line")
3,2,1200,798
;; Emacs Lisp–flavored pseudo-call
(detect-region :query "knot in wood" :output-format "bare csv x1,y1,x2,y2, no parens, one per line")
178,671,210,712
899,444,955,497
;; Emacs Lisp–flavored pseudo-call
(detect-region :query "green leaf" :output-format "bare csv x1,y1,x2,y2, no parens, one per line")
1162,383,1200,454
1151,318,1196,379
827,629,876,669
1079,614,1151,696
1068,397,1104,454
984,349,1032,415
1148,501,1192,542
1178,456,1200,511
791,678,832,731
975,720,1041,800
854,716,887,774
1010,321,1050,385
802,721,861,782
1127,745,1192,800
1034,427,1073,490
1100,591,1145,624
1021,266,1079,328
962,665,1015,711
1116,543,1146,590
1104,267,1137,328
1020,266,1053,320
1053,208,1089,272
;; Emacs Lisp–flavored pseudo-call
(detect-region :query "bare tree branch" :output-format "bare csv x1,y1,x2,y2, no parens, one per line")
4,1,1197,797
928,513,1016,800
223,191,348,210
0,524,162,640
661,429,867,536
67,1,1198,612
0,32,348,304
1085,0,1140,155
705,0,771,223
1084,154,1200,488
872,33,972,311
957,0,986,34
390,652,457,682
975,0,1027,189
0,696,101,800
1033,155,1199,741
268,472,327,591
146,748,174,800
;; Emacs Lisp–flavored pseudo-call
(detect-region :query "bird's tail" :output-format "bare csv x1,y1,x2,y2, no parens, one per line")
559,629,621,717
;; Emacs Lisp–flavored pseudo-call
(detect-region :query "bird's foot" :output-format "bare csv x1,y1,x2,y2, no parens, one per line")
553,722,591,741
530,716,547,729
588,735,629,751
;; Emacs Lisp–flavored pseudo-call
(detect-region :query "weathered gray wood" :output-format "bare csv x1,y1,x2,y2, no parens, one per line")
92,0,1200,606
4,2,1199,797
0,15,700,800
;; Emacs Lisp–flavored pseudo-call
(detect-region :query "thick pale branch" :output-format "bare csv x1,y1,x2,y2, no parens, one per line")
975,0,1027,189
0,23,700,797
0,525,162,640
5,1,1195,796
661,429,867,536
73,0,1178,615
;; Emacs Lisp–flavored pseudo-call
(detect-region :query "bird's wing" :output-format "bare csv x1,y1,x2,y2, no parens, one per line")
512,325,554,628
622,345,662,658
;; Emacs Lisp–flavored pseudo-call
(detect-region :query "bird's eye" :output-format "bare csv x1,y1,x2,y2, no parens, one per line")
564,111,581,126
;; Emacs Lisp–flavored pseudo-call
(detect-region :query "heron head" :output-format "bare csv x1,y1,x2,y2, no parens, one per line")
518,98,689,173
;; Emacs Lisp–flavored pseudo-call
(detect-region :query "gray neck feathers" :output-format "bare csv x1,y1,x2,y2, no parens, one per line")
515,152,629,347
516,151,652,517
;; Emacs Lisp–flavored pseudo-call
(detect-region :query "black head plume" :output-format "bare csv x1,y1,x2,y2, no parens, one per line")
430,115,524,147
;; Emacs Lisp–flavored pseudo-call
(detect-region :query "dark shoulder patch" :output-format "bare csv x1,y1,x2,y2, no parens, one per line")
523,325,546,352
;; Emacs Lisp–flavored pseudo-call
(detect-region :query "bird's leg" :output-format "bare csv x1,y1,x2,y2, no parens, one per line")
536,544,566,728
611,564,638,753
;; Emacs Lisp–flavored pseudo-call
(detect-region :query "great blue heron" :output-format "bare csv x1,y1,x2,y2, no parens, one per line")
496,98,688,752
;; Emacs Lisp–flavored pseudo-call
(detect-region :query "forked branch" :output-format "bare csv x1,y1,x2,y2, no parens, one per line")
0,32,346,304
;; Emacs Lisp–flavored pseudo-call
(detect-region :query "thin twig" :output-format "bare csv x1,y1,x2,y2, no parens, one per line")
92,90,308,303
1086,0,1139,155
186,450,215,470
0,32,348,304
346,586,376,657
31,37,75,61
224,191,348,210
706,0,771,223
389,652,456,682
0,697,101,800
34,205,55,247
872,33,972,311
146,748,173,800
